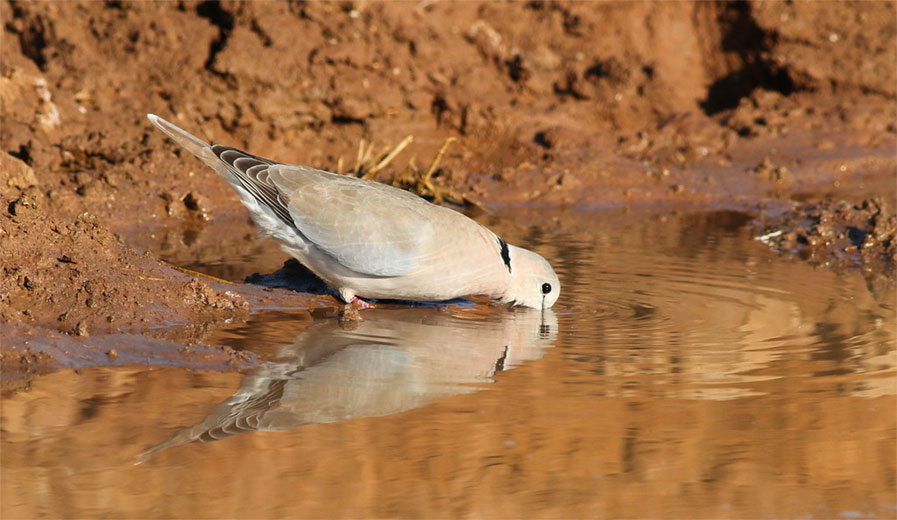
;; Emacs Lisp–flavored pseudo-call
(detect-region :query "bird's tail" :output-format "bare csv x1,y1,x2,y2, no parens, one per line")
147,114,221,169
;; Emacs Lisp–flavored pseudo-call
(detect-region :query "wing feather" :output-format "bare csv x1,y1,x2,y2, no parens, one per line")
210,145,294,226
269,165,443,277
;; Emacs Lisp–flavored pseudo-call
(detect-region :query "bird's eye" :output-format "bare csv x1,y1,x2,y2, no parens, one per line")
541,282,552,294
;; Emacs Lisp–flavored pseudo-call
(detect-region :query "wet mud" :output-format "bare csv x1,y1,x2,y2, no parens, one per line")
756,197,896,273
1,1,895,378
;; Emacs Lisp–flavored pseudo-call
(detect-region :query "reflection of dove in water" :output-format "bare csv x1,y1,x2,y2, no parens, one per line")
136,308,557,463
147,114,560,309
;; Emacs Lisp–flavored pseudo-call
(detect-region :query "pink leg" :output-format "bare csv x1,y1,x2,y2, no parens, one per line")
352,296,375,309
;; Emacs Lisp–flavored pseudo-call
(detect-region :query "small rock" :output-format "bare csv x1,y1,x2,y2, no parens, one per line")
749,157,791,184
106,349,118,360
74,321,89,336
1,153,38,190
182,192,212,220
534,128,562,150
338,305,362,328
8,195,38,216
161,190,183,216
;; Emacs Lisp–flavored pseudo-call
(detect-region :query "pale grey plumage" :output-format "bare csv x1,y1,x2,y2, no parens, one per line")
147,114,560,308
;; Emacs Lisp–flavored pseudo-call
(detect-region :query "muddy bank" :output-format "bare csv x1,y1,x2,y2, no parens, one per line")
0,322,258,395
1,1,895,379
0,179,335,380
1,167,333,333
1,173,248,334
755,197,897,295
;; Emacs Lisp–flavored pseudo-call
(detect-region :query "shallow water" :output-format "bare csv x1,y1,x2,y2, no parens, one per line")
3,210,895,519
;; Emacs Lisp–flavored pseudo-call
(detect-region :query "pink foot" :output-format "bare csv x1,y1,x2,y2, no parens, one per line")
352,296,375,309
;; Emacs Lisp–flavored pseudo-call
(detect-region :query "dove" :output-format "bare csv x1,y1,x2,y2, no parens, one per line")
147,114,560,308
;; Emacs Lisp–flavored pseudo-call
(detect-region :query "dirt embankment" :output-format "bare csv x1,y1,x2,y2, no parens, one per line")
1,1,895,377
3,1,894,215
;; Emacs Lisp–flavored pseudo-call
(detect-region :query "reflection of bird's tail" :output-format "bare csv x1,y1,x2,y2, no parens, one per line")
134,375,293,464
134,424,204,465
135,410,265,465
147,114,221,170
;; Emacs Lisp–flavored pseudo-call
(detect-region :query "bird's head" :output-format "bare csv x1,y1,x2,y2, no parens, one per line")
503,245,561,309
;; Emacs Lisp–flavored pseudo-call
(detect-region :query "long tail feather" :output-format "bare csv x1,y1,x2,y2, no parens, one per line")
148,113,295,229
147,114,220,168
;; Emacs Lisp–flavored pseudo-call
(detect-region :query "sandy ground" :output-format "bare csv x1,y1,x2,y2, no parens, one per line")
1,1,895,382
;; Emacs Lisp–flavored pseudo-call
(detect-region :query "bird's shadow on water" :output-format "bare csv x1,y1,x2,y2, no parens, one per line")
244,258,334,295
244,258,474,308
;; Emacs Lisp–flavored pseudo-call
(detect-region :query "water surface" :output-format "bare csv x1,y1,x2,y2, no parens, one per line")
3,210,895,518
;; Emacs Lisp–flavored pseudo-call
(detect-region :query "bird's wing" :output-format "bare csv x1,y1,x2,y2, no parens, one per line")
269,164,448,277
209,145,295,226
208,146,443,277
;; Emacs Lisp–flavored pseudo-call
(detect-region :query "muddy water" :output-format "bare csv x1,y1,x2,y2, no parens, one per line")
2,210,895,519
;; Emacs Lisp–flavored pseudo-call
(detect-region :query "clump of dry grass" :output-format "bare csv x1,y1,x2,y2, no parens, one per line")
335,135,484,209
